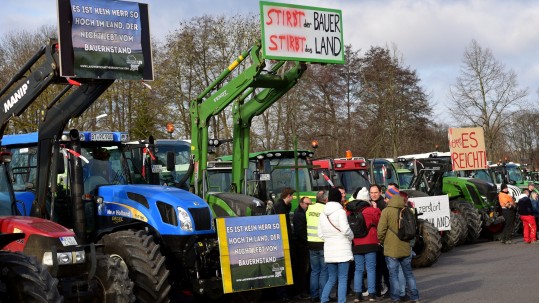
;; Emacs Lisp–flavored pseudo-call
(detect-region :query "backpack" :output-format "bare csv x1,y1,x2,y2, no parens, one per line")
394,207,417,241
346,200,371,238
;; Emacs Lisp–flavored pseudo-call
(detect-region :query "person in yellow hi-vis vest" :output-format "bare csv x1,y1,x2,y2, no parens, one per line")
306,190,329,302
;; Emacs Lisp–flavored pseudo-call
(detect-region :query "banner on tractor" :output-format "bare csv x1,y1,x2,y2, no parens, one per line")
260,1,344,64
216,215,293,293
409,195,451,231
448,127,488,171
57,0,153,80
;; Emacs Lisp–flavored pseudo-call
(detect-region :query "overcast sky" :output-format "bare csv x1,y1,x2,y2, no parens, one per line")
2,0,538,125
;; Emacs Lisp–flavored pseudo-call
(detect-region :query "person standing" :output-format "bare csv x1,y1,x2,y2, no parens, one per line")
370,184,389,299
517,189,537,244
293,196,313,299
499,183,517,244
377,191,420,303
272,187,295,301
318,187,354,303
307,190,329,303
530,190,539,238
347,187,381,302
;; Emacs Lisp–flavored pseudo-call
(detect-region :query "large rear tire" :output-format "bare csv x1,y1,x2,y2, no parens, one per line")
412,220,442,268
451,200,481,244
441,212,463,252
92,253,136,303
99,230,171,303
0,251,63,303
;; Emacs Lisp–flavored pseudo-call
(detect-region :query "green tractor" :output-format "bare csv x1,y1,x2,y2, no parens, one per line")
408,156,503,245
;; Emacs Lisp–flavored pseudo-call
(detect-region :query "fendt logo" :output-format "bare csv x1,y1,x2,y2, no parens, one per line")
4,81,29,113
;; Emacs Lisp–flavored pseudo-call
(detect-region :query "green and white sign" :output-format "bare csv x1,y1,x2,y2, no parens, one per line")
260,1,344,64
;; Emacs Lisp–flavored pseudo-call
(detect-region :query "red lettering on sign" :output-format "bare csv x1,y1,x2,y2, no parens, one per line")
266,8,305,28
451,151,487,169
269,34,306,52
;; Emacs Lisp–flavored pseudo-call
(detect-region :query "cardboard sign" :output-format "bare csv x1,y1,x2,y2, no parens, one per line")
216,215,293,293
409,195,451,231
260,1,344,64
57,0,153,80
448,127,488,171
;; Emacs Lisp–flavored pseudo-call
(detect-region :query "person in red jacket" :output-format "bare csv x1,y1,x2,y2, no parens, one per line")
347,187,381,302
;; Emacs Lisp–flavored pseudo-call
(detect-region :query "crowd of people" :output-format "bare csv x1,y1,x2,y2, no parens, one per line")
499,182,539,244
282,184,420,303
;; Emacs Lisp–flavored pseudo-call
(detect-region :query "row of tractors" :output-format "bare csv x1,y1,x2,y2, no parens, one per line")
0,33,309,302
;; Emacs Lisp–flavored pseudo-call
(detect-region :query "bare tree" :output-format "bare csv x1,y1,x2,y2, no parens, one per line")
449,39,528,161
357,46,433,158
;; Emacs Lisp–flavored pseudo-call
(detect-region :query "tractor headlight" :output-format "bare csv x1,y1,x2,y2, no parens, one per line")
42,250,86,266
177,207,193,231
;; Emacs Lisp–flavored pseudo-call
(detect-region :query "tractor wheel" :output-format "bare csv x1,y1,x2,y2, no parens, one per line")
99,230,171,303
451,200,482,244
92,253,135,303
453,210,468,246
441,212,463,252
0,251,63,303
412,219,442,268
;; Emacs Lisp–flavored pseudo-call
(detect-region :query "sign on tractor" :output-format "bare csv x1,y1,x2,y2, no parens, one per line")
58,0,153,80
448,127,488,171
409,195,451,231
260,1,344,64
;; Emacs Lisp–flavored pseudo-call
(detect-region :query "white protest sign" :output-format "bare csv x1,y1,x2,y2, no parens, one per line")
408,195,451,231
260,1,344,64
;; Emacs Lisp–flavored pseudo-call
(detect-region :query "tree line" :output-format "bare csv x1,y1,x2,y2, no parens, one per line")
0,14,537,169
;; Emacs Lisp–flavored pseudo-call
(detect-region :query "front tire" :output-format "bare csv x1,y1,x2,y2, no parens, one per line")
412,220,442,268
441,212,463,252
92,254,135,303
99,230,171,303
451,200,481,244
0,251,63,303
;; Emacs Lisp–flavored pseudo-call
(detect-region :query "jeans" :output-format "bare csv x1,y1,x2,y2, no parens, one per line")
310,249,328,299
398,265,405,296
386,255,419,301
321,262,349,303
353,252,377,295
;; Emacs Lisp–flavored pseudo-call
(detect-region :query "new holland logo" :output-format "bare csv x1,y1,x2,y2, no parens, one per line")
4,80,29,113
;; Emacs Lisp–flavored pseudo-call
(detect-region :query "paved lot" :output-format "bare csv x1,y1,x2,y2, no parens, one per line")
255,236,539,303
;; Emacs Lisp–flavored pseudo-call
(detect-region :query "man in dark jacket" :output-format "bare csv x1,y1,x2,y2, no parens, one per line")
370,184,389,298
292,196,312,299
272,187,295,301
518,189,537,244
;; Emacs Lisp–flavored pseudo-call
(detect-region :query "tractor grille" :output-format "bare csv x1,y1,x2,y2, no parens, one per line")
189,207,212,230
30,222,67,232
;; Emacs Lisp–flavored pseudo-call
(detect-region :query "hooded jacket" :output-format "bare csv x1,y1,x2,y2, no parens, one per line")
318,201,354,263
346,200,381,254
377,195,412,258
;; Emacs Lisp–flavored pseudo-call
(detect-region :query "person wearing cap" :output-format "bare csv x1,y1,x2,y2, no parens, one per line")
347,187,381,302
318,187,354,303
377,188,420,303
292,196,313,299
499,183,517,244
517,189,537,244
307,190,330,303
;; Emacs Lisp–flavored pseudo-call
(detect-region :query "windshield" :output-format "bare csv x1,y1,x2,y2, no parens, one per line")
507,165,523,183
8,147,38,191
398,171,414,189
151,141,191,186
372,161,399,188
256,157,312,195
336,170,370,194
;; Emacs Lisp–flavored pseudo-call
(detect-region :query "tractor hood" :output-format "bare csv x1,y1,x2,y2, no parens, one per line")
465,178,497,203
95,184,214,235
0,216,74,238
206,192,266,217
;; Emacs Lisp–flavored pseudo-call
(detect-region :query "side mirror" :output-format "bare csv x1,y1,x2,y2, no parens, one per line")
166,151,175,172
